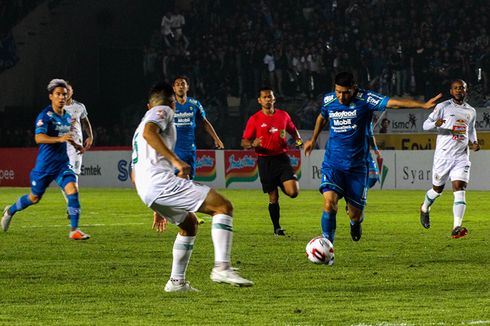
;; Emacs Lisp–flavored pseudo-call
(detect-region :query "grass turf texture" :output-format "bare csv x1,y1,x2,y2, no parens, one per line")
1,187,489,325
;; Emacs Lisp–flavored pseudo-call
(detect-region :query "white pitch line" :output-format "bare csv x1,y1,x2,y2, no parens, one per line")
20,222,147,228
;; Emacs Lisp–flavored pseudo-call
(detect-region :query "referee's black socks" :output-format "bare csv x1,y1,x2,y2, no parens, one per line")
268,203,281,231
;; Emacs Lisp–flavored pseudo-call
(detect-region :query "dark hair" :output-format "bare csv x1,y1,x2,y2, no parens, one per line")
148,82,175,106
258,86,273,97
173,75,190,85
335,72,355,87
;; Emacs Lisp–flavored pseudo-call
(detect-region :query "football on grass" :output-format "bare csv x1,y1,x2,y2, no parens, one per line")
306,236,334,264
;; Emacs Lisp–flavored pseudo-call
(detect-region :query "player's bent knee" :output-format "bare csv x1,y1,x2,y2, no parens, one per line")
29,194,41,204
179,213,198,236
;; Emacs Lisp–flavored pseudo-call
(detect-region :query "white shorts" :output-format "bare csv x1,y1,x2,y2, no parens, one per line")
432,157,471,186
149,177,210,225
67,144,82,175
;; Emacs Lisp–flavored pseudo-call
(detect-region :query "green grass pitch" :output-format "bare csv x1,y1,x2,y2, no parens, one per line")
1,187,489,325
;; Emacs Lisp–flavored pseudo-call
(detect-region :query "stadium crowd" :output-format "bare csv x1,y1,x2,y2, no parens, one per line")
2,0,490,146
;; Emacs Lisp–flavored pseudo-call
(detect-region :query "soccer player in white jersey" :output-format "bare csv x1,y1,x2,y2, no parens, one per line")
131,82,253,292
64,82,93,176
419,79,480,238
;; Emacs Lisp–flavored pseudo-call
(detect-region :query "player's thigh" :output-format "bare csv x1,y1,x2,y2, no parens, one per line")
319,167,345,197
156,176,211,213
29,170,56,197
449,160,471,184
432,158,452,186
258,156,277,193
197,188,233,216
150,201,189,225
56,169,78,194
343,170,368,210
67,146,82,174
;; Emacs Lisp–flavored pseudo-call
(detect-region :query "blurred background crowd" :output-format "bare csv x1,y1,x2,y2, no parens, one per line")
1,0,490,147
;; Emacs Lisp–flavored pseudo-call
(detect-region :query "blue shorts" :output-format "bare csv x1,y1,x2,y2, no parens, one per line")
319,167,368,209
174,150,196,179
30,168,77,197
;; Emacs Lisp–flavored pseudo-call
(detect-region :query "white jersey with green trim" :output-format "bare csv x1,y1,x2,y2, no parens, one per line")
64,99,87,146
132,105,176,206
423,99,477,160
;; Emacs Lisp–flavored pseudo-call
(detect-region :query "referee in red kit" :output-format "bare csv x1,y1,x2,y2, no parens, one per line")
241,87,303,236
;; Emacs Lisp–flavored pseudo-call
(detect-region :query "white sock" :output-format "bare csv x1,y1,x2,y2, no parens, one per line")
212,214,233,270
170,234,196,282
422,189,441,212
453,191,466,228
61,189,68,203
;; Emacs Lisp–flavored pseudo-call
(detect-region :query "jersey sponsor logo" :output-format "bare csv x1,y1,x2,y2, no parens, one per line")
367,96,381,106
328,110,357,119
329,110,357,132
174,111,194,126
37,119,44,127
323,95,335,104
269,127,278,134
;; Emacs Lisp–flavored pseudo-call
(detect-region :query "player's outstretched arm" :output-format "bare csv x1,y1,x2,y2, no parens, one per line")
202,118,224,149
387,93,442,110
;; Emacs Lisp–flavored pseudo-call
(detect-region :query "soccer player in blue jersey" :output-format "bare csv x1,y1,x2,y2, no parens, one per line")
304,72,441,246
173,75,224,179
1,79,89,240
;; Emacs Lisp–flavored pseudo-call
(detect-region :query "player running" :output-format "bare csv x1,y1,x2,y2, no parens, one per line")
304,71,441,246
419,79,480,238
2,79,89,240
241,87,303,236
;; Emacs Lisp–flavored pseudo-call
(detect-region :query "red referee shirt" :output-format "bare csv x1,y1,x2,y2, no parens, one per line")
242,108,298,156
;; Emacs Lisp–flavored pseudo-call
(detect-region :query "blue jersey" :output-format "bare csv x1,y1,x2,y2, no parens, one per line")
174,97,206,153
33,105,73,174
321,89,389,171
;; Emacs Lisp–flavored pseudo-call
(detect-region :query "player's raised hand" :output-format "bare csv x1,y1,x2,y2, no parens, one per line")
152,211,168,232
83,136,93,152
422,93,443,110
304,139,315,156
472,142,481,152
215,139,224,149
60,133,74,143
435,119,446,127
252,137,262,148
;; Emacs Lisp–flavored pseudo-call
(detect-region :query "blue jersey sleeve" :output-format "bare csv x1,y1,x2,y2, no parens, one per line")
320,93,336,120
195,100,206,122
34,111,49,135
365,90,389,112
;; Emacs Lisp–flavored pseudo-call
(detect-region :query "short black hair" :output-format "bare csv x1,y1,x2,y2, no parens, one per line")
258,86,273,97
173,75,190,85
335,72,355,87
148,81,175,107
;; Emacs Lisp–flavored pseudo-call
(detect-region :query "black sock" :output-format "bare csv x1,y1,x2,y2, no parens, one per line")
268,203,280,230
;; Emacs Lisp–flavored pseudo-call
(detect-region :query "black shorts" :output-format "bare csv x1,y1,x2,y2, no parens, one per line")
258,153,297,193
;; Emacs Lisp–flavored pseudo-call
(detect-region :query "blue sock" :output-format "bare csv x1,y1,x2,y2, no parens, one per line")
67,193,81,229
321,211,337,244
8,195,33,216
